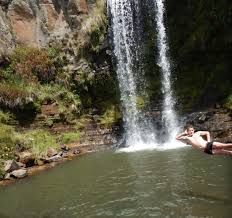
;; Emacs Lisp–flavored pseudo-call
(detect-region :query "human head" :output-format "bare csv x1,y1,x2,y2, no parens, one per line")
186,125,194,136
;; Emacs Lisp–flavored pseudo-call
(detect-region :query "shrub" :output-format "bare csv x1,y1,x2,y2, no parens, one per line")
36,84,82,121
10,47,56,83
0,83,35,109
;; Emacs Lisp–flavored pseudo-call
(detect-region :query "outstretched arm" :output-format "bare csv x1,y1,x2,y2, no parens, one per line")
198,131,211,142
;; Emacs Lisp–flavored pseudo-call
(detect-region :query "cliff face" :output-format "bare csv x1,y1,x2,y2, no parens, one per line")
166,0,232,110
0,0,89,59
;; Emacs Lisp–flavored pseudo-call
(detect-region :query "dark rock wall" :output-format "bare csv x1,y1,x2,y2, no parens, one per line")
136,0,232,112
166,0,232,111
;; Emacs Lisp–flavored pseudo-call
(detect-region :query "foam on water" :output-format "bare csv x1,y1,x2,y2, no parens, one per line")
117,140,189,153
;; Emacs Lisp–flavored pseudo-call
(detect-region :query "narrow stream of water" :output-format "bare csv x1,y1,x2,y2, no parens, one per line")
0,148,231,217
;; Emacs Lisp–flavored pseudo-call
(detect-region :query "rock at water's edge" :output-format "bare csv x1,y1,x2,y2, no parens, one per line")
11,169,28,179
4,160,20,173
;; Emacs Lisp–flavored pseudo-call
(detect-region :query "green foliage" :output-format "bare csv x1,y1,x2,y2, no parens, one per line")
59,131,81,144
76,0,108,55
0,110,12,124
225,94,232,110
10,46,56,83
0,160,4,180
0,124,16,160
0,83,35,109
100,105,122,128
136,96,147,110
36,84,82,121
20,129,58,158
0,67,22,84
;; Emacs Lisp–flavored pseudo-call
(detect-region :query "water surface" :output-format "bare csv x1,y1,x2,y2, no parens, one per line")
0,147,231,217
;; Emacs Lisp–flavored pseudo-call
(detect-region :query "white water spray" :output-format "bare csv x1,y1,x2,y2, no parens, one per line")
108,0,156,149
153,0,179,143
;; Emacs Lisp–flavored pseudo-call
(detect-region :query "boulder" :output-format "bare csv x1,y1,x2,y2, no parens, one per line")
4,160,20,173
45,154,62,163
4,173,12,180
185,109,232,143
11,169,28,179
46,147,58,157
17,150,35,166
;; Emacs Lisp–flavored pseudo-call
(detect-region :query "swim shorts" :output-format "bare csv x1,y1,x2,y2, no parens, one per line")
204,141,214,155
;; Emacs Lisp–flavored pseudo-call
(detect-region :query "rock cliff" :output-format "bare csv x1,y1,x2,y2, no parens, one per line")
0,0,89,60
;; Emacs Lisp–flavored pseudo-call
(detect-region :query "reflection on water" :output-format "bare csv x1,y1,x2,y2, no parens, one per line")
0,147,231,217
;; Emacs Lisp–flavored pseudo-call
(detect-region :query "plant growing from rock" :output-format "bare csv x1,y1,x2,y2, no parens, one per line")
10,47,56,83
0,83,35,109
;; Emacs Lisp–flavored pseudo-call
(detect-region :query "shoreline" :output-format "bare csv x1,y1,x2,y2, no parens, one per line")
0,143,113,187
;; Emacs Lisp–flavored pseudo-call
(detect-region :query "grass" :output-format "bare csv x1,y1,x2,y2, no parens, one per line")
0,110,12,124
20,129,59,159
0,124,17,160
59,131,81,144
81,0,107,35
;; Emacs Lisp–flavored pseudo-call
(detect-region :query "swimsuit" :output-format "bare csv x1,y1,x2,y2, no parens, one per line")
204,141,214,155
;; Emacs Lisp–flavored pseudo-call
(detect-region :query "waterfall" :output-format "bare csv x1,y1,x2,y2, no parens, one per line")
153,0,179,142
108,0,156,148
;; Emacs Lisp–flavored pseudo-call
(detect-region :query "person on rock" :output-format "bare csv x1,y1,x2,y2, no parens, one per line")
176,125,232,156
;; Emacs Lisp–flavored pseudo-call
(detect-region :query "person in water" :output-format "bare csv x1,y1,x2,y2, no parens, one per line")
176,125,232,156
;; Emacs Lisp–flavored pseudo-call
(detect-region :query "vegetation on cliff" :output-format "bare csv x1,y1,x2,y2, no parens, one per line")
0,0,121,179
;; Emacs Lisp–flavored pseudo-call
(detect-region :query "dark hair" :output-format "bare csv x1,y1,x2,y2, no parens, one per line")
186,124,194,131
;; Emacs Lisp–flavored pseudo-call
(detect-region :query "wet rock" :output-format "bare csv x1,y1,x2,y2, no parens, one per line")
184,109,232,143
45,154,62,163
73,149,81,155
46,147,58,157
4,173,12,180
61,152,68,158
4,160,20,173
11,169,28,179
60,144,69,151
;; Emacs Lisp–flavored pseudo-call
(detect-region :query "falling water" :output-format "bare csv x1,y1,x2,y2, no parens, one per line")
153,0,179,142
108,0,156,148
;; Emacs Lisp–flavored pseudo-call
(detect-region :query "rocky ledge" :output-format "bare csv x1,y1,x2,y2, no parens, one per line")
0,124,120,186
184,108,232,142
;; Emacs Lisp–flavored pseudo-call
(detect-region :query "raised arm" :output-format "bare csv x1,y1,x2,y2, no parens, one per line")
176,130,188,140
198,131,211,142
